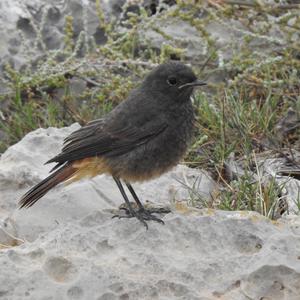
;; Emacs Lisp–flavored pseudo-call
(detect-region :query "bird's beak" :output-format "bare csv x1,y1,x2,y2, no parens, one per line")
178,80,207,89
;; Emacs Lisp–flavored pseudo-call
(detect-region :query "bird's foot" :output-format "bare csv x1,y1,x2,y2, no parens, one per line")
113,203,170,229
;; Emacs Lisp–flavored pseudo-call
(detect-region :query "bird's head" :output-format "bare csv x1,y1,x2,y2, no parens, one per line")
142,61,206,102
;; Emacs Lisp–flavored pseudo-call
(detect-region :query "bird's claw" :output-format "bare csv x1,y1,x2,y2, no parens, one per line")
112,207,165,229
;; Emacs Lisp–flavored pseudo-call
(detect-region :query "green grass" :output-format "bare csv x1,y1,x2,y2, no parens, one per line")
181,169,285,219
185,78,299,218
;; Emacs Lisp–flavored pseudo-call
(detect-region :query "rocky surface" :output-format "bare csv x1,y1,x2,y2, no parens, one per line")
0,0,104,81
0,126,300,300
1,209,300,300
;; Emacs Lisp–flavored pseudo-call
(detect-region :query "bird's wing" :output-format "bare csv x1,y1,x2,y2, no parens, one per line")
46,117,168,168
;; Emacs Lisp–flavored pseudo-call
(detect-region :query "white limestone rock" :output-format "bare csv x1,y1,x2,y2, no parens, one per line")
0,125,299,300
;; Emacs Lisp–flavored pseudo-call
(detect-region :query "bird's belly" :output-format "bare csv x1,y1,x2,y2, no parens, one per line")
107,127,192,182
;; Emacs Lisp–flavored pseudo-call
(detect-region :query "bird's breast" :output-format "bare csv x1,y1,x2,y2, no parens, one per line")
107,103,195,182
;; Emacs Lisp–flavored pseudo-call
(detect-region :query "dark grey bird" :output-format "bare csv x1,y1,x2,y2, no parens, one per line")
19,61,206,228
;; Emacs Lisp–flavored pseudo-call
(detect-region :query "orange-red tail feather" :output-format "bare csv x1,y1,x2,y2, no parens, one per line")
19,164,76,208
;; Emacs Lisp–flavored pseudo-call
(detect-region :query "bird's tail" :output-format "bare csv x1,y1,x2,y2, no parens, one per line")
19,163,77,209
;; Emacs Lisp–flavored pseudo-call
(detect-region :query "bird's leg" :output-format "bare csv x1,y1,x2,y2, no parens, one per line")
126,183,167,224
125,183,145,211
113,177,137,215
112,177,164,228
126,183,171,215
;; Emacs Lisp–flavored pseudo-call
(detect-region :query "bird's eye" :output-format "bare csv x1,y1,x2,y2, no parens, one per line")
167,77,177,86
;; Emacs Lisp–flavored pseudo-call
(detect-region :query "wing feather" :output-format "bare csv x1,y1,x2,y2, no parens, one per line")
47,117,167,166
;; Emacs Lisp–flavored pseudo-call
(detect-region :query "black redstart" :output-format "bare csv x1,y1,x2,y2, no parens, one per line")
19,61,206,228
